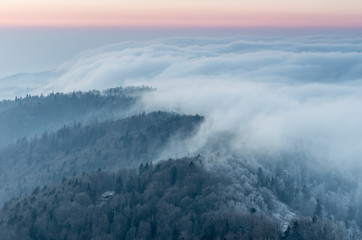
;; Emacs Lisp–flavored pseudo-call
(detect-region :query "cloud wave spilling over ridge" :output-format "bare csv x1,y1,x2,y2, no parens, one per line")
5,33,362,172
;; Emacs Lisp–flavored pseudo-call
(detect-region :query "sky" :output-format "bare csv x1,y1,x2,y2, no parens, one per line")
1,0,361,77
1,0,362,28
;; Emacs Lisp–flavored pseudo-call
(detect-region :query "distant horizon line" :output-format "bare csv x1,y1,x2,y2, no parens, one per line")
1,25,362,31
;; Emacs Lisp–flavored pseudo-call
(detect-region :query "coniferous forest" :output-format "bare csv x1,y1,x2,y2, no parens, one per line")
0,87,362,239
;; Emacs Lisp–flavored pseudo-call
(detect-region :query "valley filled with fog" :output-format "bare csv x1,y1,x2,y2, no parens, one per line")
3,33,362,172
1,32,362,239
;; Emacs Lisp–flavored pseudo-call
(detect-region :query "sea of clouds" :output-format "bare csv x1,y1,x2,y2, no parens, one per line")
2,32,362,173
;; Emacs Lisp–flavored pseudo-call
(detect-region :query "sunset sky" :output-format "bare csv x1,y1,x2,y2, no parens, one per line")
1,0,362,28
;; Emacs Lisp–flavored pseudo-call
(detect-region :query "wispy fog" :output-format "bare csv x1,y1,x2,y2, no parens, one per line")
3,32,362,173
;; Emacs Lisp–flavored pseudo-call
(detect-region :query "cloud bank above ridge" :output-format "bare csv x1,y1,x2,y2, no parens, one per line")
4,32,362,172
37,34,362,93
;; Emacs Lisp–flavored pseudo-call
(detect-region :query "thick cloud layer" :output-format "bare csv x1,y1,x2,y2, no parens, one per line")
35,35,362,91
4,33,362,173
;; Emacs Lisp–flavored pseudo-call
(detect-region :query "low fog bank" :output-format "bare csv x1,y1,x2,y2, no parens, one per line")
147,78,362,173
4,33,362,174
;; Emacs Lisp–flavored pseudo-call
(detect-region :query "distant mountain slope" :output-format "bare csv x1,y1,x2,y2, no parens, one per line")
0,86,151,147
0,158,350,240
0,112,203,204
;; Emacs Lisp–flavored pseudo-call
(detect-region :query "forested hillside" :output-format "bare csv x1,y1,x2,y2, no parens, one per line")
0,112,203,204
0,158,352,240
0,86,151,147
1,87,362,239
204,154,362,239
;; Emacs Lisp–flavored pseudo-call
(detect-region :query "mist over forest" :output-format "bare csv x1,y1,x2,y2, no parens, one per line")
1,33,362,239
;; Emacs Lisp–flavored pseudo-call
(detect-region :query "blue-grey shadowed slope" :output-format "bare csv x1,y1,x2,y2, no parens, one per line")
0,86,151,148
0,111,203,205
